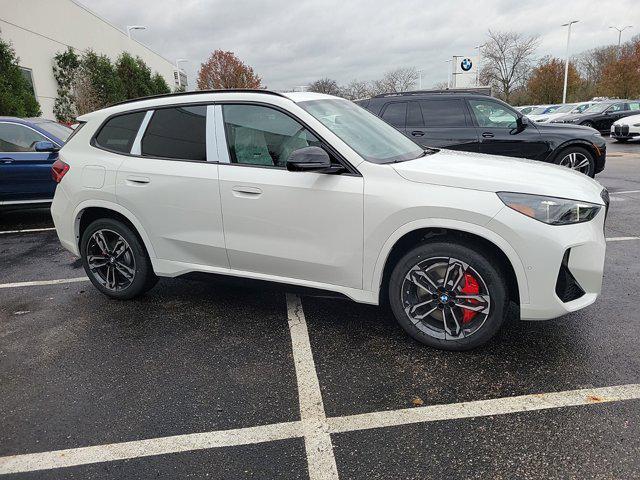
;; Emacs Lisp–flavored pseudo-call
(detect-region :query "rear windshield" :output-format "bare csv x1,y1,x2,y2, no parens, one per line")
38,121,73,142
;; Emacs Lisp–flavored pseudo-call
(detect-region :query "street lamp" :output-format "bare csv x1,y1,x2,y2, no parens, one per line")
474,44,486,87
445,59,453,88
417,68,425,90
175,59,188,89
561,20,579,104
609,25,633,49
126,25,147,39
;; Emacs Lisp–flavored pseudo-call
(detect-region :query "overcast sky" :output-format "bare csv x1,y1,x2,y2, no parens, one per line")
78,0,639,91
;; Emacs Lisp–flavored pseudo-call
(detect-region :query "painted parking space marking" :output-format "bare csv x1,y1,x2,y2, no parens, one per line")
0,277,88,289
0,227,56,235
606,236,640,242
287,293,340,480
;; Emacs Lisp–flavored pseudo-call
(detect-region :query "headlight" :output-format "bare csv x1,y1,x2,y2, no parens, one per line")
497,192,601,225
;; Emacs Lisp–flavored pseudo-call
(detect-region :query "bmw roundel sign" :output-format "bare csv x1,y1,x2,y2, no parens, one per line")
461,58,473,71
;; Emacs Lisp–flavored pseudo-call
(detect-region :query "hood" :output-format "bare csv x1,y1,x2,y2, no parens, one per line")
392,149,605,204
534,121,599,136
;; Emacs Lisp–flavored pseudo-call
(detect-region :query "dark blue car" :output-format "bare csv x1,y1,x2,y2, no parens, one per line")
0,117,73,208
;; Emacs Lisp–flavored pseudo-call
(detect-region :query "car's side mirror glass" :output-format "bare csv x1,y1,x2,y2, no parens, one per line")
286,146,332,172
34,140,59,152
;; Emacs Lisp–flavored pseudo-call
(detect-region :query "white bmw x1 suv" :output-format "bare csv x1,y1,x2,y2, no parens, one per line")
51,90,609,350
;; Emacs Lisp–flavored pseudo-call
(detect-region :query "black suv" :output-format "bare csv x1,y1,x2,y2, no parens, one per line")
551,99,640,132
356,91,606,176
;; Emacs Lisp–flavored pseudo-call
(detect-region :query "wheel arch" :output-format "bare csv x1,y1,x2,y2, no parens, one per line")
372,220,529,306
73,200,157,259
549,140,601,164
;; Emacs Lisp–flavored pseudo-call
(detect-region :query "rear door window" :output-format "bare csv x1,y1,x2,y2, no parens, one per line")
628,102,640,111
420,99,467,127
381,102,407,128
95,112,146,153
141,106,207,161
406,102,424,128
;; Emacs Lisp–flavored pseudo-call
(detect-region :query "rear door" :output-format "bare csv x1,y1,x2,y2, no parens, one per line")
597,102,628,130
0,121,58,203
114,105,228,268
379,101,408,133
410,98,479,151
467,98,548,160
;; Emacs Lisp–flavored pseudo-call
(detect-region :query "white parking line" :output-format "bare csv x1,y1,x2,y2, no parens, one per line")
1,383,638,475
0,227,56,235
0,277,88,289
606,236,640,242
287,293,339,480
612,190,640,195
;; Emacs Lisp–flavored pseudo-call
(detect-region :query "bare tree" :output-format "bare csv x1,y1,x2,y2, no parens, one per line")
480,30,539,102
373,67,419,94
340,79,371,100
307,78,341,95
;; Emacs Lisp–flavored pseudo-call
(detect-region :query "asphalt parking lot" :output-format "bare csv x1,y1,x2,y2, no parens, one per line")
1,137,639,479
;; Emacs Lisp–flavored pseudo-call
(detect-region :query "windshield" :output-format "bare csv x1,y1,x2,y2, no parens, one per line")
298,98,424,163
554,104,577,113
583,103,610,114
37,121,73,142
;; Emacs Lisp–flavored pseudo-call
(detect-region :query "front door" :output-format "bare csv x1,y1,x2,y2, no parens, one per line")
217,103,364,289
467,98,548,160
0,122,57,203
115,105,228,268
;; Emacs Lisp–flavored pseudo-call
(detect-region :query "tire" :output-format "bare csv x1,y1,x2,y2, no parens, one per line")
80,218,157,300
553,145,595,177
388,241,509,351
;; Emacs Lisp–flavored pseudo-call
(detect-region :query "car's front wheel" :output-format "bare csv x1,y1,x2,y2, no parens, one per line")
554,146,595,177
80,218,157,300
388,241,509,351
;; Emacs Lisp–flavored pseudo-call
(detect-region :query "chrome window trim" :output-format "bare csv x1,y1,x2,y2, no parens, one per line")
0,121,60,152
130,110,154,155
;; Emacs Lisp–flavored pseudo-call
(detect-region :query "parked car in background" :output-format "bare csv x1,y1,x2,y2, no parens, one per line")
515,105,538,115
528,102,599,123
0,117,72,208
51,90,608,350
610,113,640,142
551,100,640,132
524,104,562,120
356,91,606,176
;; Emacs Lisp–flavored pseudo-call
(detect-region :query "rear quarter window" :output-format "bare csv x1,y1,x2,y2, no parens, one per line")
94,111,146,153
141,105,207,161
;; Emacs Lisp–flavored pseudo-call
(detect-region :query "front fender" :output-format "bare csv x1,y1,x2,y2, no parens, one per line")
369,217,530,304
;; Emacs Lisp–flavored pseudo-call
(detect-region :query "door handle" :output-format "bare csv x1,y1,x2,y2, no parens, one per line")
232,185,262,197
1,158,13,164
481,132,495,138
411,131,425,137
125,175,150,185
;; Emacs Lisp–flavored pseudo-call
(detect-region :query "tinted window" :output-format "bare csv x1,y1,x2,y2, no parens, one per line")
381,102,407,127
222,104,322,167
607,103,626,113
0,123,48,152
468,99,518,128
629,102,640,111
142,106,207,161
95,112,145,153
420,99,467,127
406,102,424,128
37,121,72,142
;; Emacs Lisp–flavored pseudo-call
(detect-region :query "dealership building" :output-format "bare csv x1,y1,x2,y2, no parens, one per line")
0,0,186,119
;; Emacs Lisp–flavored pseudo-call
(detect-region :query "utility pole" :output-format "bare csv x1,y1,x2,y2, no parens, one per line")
609,25,632,51
445,59,453,88
562,20,579,104
417,68,424,90
474,44,485,86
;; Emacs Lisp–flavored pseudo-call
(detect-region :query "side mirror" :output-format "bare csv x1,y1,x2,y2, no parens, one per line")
516,115,529,131
34,140,59,152
286,146,331,172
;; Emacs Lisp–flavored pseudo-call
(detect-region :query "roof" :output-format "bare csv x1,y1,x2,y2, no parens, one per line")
373,88,493,99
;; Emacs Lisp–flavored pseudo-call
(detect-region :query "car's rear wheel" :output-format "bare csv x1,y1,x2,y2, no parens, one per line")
554,146,595,177
388,241,509,351
81,218,157,300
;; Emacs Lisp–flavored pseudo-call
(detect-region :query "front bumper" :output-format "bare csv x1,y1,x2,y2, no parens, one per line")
610,124,640,140
487,204,607,321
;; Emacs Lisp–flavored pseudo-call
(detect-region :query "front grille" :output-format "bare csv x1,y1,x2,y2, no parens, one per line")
555,250,585,303
614,125,630,136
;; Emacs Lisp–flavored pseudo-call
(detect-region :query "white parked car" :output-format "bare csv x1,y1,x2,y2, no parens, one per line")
51,91,609,350
610,113,640,142
529,102,599,123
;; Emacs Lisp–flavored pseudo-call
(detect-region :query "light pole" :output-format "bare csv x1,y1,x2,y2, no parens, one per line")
417,68,425,90
561,20,579,104
175,59,188,90
609,25,632,49
126,25,147,39
474,44,486,86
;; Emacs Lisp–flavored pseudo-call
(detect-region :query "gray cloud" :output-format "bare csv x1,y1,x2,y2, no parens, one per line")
78,0,639,91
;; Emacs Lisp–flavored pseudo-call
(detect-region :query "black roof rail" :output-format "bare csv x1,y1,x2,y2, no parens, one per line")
373,88,492,98
109,89,288,107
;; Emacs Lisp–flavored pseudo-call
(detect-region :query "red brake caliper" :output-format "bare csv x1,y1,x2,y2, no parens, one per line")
460,273,480,324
